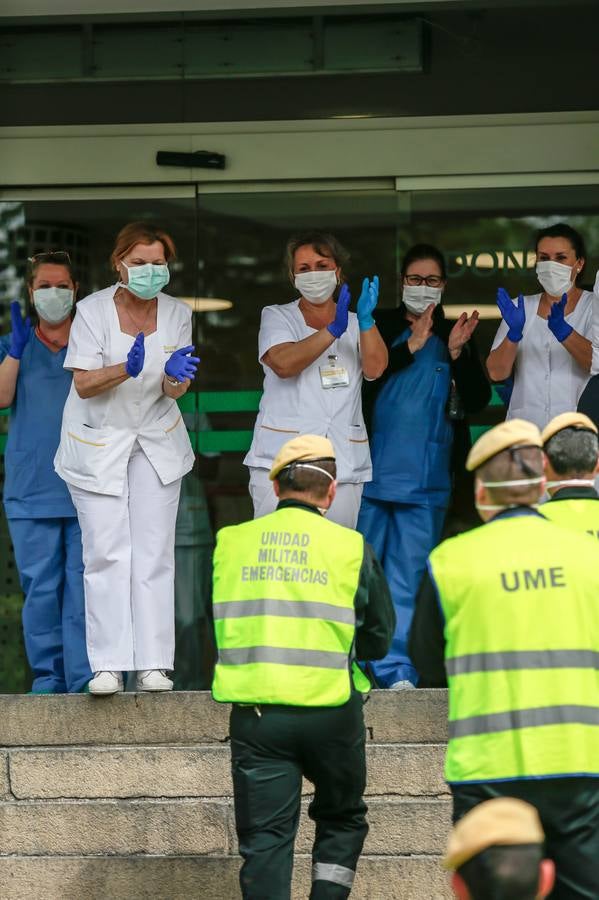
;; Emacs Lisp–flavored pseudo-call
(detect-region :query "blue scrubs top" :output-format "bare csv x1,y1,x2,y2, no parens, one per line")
363,330,453,507
0,332,76,519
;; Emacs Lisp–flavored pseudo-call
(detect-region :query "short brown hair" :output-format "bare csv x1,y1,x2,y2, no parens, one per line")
110,222,177,271
277,458,337,501
284,231,350,285
478,446,544,507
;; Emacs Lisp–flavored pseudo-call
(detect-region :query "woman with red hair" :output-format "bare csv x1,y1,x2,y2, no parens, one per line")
55,222,199,695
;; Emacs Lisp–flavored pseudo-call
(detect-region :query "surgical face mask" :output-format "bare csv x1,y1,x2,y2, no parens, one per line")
402,284,443,314
121,261,170,300
294,270,337,304
536,260,574,298
32,287,74,324
545,478,596,490
474,475,545,514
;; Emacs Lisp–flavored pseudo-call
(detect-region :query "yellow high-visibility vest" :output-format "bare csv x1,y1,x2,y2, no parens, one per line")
430,513,599,783
542,497,599,541
212,506,370,705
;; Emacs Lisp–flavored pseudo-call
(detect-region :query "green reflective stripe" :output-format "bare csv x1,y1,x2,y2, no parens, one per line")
213,598,355,625
218,646,349,669
447,649,599,676
312,863,355,888
449,705,599,739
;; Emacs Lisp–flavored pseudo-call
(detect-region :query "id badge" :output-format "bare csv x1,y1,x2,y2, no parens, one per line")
319,354,350,389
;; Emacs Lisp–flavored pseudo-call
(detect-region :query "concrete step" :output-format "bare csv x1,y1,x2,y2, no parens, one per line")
0,855,453,900
0,689,448,746
0,690,452,899
0,798,451,856
7,743,448,800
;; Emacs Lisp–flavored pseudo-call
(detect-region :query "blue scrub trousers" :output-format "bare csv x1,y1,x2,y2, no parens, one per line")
7,517,91,693
357,498,446,687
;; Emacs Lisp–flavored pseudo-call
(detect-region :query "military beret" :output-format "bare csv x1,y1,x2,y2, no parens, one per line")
466,419,542,472
269,434,336,481
444,798,544,871
541,411,598,445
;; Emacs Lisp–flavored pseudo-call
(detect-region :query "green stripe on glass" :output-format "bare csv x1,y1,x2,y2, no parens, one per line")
470,425,491,443
218,646,349,669
177,394,196,413
447,649,599,676
198,390,262,413
449,705,599,739
214,598,355,625
198,430,253,452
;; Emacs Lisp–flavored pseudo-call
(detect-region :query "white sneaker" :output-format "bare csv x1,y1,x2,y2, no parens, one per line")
389,679,416,691
136,669,173,692
88,671,124,696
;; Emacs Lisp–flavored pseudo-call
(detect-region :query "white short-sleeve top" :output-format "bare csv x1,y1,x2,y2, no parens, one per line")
491,290,593,430
243,299,371,483
54,285,194,495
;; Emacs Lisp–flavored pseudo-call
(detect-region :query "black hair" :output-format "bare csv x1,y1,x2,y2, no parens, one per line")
535,223,585,259
544,428,599,476
535,223,586,283
458,844,543,900
400,243,447,280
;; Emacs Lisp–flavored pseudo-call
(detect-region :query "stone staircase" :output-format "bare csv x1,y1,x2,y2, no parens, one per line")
0,690,452,900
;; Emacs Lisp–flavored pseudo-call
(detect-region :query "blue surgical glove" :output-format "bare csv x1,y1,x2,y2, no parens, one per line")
165,345,200,383
8,300,32,360
327,284,351,339
356,275,379,332
547,294,573,343
125,332,145,378
496,288,525,342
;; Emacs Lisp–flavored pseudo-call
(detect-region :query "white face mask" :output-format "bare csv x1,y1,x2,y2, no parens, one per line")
294,270,337,304
545,478,596,490
536,260,574,298
475,475,545,514
32,287,74,324
402,284,443,314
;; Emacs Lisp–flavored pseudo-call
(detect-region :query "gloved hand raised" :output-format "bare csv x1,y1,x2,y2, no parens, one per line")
165,345,200,383
8,301,32,360
356,276,379,332
496,288,525,342
125,332,145,378
547,294,573,343
326,284,351,339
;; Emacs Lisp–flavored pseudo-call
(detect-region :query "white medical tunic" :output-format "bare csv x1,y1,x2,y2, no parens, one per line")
243,299,371,483
55,285,195,496
491,290,593,430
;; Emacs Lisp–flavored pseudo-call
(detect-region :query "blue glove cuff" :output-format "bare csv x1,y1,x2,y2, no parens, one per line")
327,323,342,339
551,322,573,343
507,328,523,343
358,315,375,332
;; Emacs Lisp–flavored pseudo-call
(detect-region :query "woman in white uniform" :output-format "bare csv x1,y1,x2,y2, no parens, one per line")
244,231,388,528
487,223,592,430
54,222,198,696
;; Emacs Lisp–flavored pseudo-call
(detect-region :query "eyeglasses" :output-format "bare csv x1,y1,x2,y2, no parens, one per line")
404,274,444,287
28,251,71,266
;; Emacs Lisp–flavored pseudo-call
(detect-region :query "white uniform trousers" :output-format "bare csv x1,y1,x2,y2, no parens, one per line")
248,466,363,529
68,444,182,672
